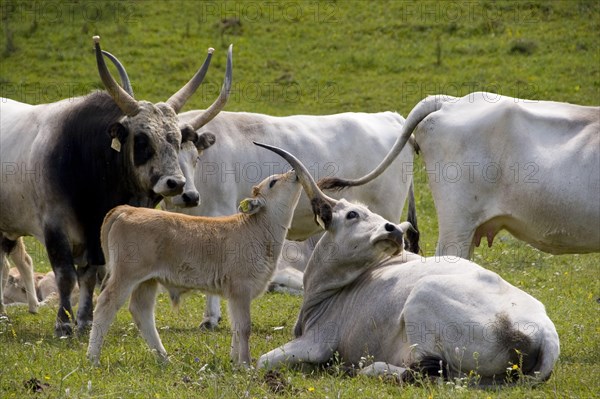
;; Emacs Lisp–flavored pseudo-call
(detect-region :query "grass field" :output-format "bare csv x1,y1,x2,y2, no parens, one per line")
1,1,599,398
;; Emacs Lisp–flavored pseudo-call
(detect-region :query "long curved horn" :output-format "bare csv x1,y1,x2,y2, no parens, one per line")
253,142,337,206
101,50,133,96
187,44,233,130
93,36,140,116
166,47,214,113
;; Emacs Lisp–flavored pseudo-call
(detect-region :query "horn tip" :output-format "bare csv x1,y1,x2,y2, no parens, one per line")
208,47,215,54
93,35,100,43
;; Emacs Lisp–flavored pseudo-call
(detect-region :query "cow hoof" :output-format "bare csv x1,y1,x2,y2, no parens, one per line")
199,319,220,331
76,321,93,337
28,304,40,314
55,322,74,337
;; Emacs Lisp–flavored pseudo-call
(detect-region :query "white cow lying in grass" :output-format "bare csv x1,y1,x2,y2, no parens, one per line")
3,268,78,308
257,146,560,386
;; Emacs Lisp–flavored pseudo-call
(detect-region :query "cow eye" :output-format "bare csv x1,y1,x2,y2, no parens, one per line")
346,211,359,220
269,179,278,188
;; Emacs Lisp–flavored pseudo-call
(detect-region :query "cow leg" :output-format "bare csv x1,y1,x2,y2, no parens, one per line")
0,235,16,314
129,279,167,362
435,224,475,260
228,294,251,366
87,272,135,365
44,227,77,336
9,237,40,313
257,333,335,370
359,362,407,381
200,294,221,330
76,263,97,334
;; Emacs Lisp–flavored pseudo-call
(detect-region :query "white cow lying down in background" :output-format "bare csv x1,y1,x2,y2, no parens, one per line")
257,146,559,386
2,268,78,307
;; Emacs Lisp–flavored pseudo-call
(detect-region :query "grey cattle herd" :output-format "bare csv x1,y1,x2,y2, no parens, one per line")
2,37,598,387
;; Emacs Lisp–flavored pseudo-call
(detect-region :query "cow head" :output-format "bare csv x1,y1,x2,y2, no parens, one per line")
253,142,413,271
94,36,231,198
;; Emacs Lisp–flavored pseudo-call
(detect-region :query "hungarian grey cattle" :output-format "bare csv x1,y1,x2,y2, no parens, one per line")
256,145,560,386
87,142,311,366
169,108,418,329
0,36,231,336
320,92,599,258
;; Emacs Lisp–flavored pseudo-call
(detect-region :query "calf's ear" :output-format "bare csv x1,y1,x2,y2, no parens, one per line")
238,198,265,215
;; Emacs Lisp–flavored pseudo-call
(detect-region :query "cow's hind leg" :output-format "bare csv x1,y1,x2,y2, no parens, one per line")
128,279,167,361
76,263,97,335
0,235,16,314
87,272,134,365
44,226,77,337
9,238,40,313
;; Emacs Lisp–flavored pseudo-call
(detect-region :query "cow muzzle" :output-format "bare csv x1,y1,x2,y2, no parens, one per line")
370,223,405,255
153,175,186,197
171,190,200,208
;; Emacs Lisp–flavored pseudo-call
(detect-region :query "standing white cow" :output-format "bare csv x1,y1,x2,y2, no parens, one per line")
257,145,560,386
167,110,418,328
320,92,600,258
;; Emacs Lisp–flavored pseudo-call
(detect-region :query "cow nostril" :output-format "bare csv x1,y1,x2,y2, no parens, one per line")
182,192,199,205
167,178,183,189
385,223,396,232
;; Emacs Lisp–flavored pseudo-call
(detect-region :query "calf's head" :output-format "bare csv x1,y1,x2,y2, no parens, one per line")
93,37,231,198
237,164,302,222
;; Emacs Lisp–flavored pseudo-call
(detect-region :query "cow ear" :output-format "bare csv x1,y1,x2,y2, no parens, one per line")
181,125,198,144
238,197,265,215
109,123,128,152
109,123,128,142
311,198,333,229
196,132,216,151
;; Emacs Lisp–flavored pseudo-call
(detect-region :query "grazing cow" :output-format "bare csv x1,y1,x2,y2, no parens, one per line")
255,145,560,386
87,143,309,366
0,36,232,336
320,92,600,258
168,109,418,328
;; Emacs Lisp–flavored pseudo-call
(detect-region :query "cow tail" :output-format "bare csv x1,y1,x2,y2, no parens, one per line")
318,95,447,191
100,206,127,278
404,181,421,254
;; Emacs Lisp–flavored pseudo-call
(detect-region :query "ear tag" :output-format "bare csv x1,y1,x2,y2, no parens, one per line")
111,137,122,152
238,198,251,213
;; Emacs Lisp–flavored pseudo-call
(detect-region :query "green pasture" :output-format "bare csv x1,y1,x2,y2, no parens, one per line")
1,1,598,398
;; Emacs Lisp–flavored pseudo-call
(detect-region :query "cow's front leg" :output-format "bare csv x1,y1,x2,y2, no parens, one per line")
200,294,222,330
76,263,97,334
44,226,76,337
257,333,335,370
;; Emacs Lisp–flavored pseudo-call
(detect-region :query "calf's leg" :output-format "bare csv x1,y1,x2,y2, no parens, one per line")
129,279,167,361
87,272,135,364
228,295,251,366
